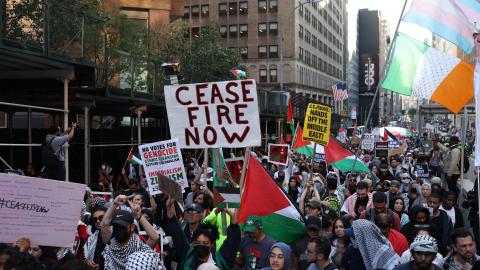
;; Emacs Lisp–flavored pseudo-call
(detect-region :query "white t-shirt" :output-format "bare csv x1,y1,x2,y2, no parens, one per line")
440,205,456,226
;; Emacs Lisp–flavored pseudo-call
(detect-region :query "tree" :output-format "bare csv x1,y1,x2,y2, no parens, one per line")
407,108,417,118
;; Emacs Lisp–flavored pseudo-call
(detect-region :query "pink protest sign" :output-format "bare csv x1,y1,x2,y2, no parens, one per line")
0,174,85,247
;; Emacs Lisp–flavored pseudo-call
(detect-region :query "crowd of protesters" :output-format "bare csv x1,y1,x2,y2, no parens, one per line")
1,131,479,270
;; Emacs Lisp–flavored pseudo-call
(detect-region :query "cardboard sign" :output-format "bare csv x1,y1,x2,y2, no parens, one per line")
267,144,290,166
164,80,262,148
361,133,375,150
0,174,85,247
303,103,331,145
138,139,187,195
158,174,183,203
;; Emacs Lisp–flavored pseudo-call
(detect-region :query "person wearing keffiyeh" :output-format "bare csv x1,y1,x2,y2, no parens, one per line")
393,235,442,270
100,194,163,270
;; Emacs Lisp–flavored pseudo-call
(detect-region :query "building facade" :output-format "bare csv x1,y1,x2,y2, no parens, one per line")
182,0,348,136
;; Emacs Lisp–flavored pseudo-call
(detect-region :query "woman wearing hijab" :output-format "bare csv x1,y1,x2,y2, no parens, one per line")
392,196,410,227
261,242,292,270
343,219,400,270
399,206,446,256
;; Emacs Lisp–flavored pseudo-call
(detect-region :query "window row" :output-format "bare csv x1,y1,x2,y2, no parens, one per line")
299,47,342,79
219,22,277,38
259,68,278,83
258,0,278,14
258,45,278,58
219,1,248,16
298,4,343,42
184,5,209,19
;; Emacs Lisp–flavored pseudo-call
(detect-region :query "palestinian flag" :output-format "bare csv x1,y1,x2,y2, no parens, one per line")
238,156,306,243
291,124,314,157
230,68,247,79
213,187,240,208
324,138,369,173
128,150,143,165
383,128,399,141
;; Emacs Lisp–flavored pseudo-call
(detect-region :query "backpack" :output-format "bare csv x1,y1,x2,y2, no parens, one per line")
41,136,58,165
455,146,470,174
322,192,340,215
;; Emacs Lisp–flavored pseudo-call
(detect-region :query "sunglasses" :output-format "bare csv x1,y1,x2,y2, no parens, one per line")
92,215,104,223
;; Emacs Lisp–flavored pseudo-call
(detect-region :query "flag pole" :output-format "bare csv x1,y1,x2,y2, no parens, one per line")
350,0,408,173
122,145,135,172
239,147,251,199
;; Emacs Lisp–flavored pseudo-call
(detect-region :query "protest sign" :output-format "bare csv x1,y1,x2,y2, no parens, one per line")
0,174,85,247
361,133,375,150
267,144,290,166
164,79,262,148
375,141,389,159
388,140,400,148
314,144,325,163
158,174,183,203
302,103,331,145
138,139,187,195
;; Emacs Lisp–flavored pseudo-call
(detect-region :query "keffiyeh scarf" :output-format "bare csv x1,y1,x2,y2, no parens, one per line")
103,234,155,270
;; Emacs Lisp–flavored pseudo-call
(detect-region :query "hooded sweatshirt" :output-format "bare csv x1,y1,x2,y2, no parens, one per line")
261,242,292,270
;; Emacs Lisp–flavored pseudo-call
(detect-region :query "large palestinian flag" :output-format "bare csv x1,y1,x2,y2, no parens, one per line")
291,124,315,157
238,156,306,243
324,138,370,173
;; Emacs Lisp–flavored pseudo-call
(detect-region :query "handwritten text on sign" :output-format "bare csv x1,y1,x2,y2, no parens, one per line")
0,174,85,247
164,80,261,148
138,139,187,195
303,103,331,145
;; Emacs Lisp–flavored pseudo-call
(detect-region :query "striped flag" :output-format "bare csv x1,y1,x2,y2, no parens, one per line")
128,150,143,165
331,82,348,101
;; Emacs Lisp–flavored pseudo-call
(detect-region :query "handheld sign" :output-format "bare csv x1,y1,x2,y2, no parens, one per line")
164,79,261,148
361,133,375,150
138,139,188,195
267,144,290,166
0,174,85,247
303,103,331,145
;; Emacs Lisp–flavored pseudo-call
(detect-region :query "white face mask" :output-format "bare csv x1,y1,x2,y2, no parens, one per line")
102,165,106,170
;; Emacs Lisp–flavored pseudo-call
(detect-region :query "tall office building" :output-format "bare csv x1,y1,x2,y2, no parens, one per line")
357,9,395,126
182,0,348,134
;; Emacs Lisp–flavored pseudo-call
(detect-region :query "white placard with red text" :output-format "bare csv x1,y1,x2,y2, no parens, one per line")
138,139,187,195
0,174,85,247
164,79,261,148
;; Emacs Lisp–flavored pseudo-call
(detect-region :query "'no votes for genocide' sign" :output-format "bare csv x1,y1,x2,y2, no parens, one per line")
303,103,331,145
164,79,261,149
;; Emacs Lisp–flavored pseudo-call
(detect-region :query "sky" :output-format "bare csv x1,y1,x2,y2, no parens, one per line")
347,0,431,53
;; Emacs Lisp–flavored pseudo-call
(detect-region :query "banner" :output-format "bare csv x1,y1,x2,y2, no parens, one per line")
0,174,85,247
361,133,375,150
138,139,187,195
164,79,262,148
267,144,290,166
303,103,331,145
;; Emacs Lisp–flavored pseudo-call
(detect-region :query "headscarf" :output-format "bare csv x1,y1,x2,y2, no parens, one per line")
410,235,438,253
103,233,155,270
351,219,400,270
261,242,292,270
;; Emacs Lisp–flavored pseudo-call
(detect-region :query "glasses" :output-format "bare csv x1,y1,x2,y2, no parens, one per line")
186,210,200,214
92,215,104,223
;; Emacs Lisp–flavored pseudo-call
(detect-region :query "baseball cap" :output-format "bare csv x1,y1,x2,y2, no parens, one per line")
243,215,263,232
305,216,322,230
185,203,204,213
390,180,401,188
307,199,322,209
323,208,338,220
111,210,134,228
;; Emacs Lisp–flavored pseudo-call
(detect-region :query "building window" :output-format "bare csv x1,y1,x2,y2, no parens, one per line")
305,51,311,65
239,24,248,37
270,69,278,82
312,36,317,49
305,9,311,23
319,40,323,52
299,47,304,61
299,25,303,39
259,69,268,82
258,0,267,13
299,3,304,17
201,5,209,17
269,45,278,58
269,0,278,12
229,2,237,15
305,30,311,44
229,25,238,38
258,46,267,58
240,47,248,59
183,6,190,19
239,1,248,15
258,23,267,36
192,27,200,37
219,3,227,16
269,22,278,35
191,5,199,17
220,25,227,38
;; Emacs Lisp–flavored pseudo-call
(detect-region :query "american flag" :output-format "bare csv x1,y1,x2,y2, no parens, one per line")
331,82,348,101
